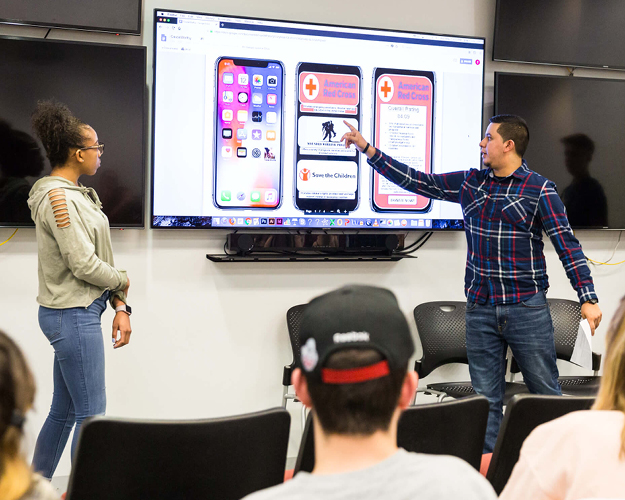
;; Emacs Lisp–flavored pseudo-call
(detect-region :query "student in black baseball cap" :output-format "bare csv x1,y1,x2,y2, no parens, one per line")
244,285,496,500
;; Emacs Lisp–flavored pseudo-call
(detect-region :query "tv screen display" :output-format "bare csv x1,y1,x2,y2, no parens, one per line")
0,0,142,35
493,0,625,69
495,72,625,230
151,10,485,230
0,36,146,228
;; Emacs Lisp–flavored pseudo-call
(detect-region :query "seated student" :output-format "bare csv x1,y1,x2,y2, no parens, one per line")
0,330,58,500
244,285,496,500
500,295,625,500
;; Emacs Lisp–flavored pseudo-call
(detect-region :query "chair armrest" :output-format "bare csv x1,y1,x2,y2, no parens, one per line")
592,352,602,372
414,359,422,377
283,364,293,387
510,357,521,374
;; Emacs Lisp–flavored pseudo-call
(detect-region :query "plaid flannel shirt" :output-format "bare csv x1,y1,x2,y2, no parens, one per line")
369,149,597,305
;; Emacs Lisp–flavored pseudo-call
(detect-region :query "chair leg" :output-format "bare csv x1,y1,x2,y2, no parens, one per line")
301,404,307,432
282,386,288,408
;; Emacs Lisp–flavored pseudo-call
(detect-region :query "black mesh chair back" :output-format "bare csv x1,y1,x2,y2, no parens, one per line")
549,298,582,360
510,299,601,396
486,394,594,494
413,301,468,378
284,304,307,386
66,408,290,500
294,396,489,474
548,298,602,370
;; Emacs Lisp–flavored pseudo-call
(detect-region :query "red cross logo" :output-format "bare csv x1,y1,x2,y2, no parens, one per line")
302,74,319,100
381,81,391,97
305,78,316,96
378,77,394,103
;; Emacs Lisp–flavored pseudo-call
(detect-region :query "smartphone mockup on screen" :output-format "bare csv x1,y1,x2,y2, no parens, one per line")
371,68,435,213
294,63,361,214
214,57,284,209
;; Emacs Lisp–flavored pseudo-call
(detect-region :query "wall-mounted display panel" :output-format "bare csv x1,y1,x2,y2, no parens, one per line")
152,10,485,230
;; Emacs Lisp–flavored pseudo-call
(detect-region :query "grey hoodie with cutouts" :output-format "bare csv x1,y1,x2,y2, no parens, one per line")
28,176,127,309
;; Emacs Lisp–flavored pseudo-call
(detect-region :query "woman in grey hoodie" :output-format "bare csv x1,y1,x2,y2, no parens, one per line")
27,101,131,479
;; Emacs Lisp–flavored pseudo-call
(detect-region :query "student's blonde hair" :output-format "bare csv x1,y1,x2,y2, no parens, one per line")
0,330,36,500
593,296,625,458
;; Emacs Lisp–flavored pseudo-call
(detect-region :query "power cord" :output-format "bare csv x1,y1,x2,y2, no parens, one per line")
586,231,624,266
397,231,433,255
0,229,18,247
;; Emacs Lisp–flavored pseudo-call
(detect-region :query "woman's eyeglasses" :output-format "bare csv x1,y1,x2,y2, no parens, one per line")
78,143,105,155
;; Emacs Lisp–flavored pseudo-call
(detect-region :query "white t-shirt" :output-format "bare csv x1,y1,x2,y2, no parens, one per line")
244,448,496,500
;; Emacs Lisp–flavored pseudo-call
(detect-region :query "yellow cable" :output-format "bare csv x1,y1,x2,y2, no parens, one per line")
0,228,18,246
587,257,625,266
585,230,624,266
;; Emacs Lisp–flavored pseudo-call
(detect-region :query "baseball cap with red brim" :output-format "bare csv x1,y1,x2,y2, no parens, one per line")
296,285,414,384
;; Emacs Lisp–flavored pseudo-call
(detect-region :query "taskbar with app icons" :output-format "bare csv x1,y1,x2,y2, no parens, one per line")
153,215,463,230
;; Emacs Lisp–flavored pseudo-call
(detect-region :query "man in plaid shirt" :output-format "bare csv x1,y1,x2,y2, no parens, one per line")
342,115,603,452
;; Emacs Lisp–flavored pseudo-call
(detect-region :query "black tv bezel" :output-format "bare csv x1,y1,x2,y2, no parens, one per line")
0,35,148,229
150,8,485,231
492,0,625,71
494,71,625,231
0,0,143,35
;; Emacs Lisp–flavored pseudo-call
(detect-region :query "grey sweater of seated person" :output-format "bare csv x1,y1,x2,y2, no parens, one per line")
243,449,497,500
28,176,127,309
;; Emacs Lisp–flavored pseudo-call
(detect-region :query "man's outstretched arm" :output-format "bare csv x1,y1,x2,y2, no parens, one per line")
341,120,467,204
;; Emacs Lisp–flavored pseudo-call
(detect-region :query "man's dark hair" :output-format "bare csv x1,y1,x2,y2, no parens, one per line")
306,348,407,435
561,133,595,156
490,114,530,158
31,100,89,167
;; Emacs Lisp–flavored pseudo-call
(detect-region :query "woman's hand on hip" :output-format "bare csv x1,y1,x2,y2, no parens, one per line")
112,311,132,348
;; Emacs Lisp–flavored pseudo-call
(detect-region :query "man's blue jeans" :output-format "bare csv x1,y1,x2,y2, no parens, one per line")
32,292,108,478
465,290,561,453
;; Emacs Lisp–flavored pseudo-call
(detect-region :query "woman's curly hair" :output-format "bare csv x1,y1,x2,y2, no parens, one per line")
31,100,87,167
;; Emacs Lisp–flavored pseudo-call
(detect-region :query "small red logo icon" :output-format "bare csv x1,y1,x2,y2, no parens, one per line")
299,168,310,181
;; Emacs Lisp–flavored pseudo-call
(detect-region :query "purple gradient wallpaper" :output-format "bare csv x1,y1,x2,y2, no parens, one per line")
214,58,283,209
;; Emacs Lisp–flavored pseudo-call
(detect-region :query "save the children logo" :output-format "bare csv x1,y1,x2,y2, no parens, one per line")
378,77,394,103
299,168,311,181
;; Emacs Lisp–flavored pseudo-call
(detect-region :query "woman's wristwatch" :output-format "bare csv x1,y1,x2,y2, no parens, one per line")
115,304,132,316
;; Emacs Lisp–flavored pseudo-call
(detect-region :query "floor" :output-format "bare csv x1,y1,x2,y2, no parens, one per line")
51,476,69,495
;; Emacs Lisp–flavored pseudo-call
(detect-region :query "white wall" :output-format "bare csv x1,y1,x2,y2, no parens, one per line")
1,0,624,477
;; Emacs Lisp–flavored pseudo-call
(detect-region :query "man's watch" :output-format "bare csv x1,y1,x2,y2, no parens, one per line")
115,304,132,316
586,298,599,305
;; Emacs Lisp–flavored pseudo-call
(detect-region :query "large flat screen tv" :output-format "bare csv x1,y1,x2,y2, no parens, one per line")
0,36,146,228
495,72,625,230
493,0,625,70
0,0,142,35
151,10,485,230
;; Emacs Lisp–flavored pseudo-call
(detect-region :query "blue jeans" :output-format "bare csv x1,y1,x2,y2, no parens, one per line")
465,290,561,453
33,292,108,478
